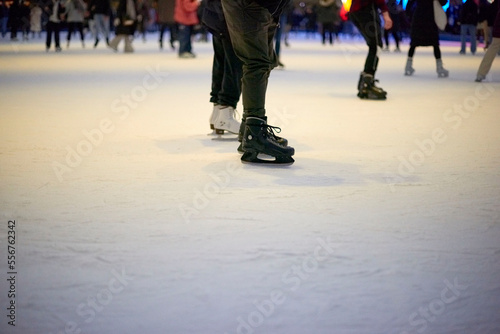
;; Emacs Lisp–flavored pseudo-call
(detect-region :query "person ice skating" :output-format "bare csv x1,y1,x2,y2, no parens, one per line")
316,0,342,46
476,0,500,81
109,0,139,53
157,0,177,50
458,0,479,55
89,0,111,47
478,0,492,49
174,0,199,58
404,0,449,77
30,1,43,39
383,0,402,52
65,0,86,48
349,0,393,100
274,0,292,68
0,0,8,39
202,0,243,137
45,0,65,52
221,0,294,165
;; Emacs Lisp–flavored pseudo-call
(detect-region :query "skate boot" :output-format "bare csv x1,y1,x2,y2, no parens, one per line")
209,104,223,135
241,117,294,165
357,72,387,100
404,57,415,76
214,106,240,134
237,116,289,154
436,59,449,78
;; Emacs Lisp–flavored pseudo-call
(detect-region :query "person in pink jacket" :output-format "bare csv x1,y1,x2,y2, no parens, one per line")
174,0,199,58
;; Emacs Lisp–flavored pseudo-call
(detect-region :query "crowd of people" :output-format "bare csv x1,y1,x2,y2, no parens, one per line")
1,0,499,164
0,0,498,52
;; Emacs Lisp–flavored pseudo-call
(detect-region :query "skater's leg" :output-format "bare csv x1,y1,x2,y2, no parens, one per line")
219,34,243,109
46,21,53,50
434,45,449,77
54,23,61,50
350,6,382,75
222,0,276,119
476,37,500,80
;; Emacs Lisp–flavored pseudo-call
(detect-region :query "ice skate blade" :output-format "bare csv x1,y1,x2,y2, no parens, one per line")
212,135,238,141
241,152,294,166
207,129,225,136
357,92,387,100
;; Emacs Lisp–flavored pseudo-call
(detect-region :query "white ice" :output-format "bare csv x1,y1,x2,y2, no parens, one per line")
0,32,499,334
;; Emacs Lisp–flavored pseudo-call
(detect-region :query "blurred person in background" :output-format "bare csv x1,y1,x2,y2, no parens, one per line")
174,0,199,58
65,0,86,48
404,0,449,77
89,0,111,47
109,0,138,53
156,0,177,50
45,0,65,51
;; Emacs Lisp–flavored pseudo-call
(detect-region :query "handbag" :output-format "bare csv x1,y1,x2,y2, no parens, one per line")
433,0,447,30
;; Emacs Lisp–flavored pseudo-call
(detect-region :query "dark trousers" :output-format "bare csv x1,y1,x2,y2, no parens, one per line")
321,22,335,44
384,28,400,48
67,21,84,42
177,24,193,54
210,33,243,109
159,22,177,44
349,5,382,75
221,0,278,118
46,21,61,49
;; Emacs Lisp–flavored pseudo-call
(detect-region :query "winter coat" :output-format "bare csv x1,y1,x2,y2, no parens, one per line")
478,0,490,22
316,0,342,25
30,5,43,32
115,0,138,35
459,0,478,25
493,0,500,37
156,0,175,24
174,0,199,26
488,0,498,26
46,0,65,23
65,0,86,22
409,0,447,46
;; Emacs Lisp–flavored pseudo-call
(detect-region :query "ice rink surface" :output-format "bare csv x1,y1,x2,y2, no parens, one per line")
0,33,499,334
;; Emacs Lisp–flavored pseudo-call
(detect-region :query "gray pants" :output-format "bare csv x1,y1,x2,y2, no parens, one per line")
109,34,134,53
221,0,278,118
477,37,500,79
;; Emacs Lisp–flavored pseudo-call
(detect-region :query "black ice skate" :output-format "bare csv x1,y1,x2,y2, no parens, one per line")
241,117,294,165
357,72,387,100
237,116,289,154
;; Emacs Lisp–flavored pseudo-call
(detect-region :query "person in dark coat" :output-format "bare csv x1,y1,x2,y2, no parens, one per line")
316,0,342,45
404,0,449,77
156,0,177,50
89,0,112,47
459,0,478,55
476,0,500,81
45,0,65,51
478,0,491,48
8,0,22,40
383,0,402,52
109,0,139,53
487,0,499,44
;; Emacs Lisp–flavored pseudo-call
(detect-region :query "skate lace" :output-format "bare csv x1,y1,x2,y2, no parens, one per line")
265,124,282,140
